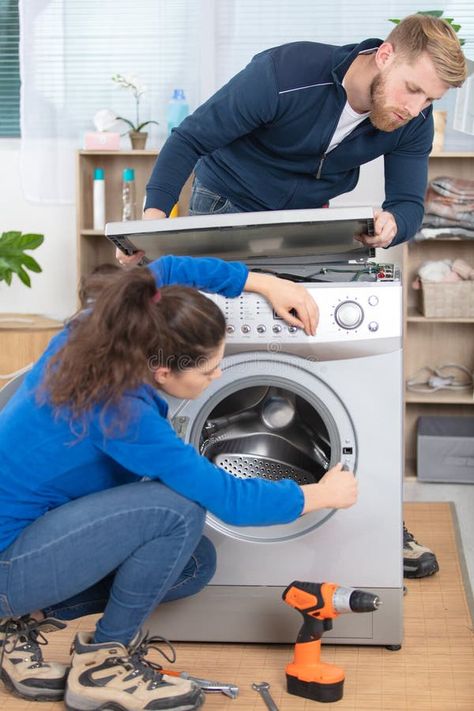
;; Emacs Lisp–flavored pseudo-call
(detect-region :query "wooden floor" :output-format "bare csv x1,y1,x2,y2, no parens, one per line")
1,502,473,710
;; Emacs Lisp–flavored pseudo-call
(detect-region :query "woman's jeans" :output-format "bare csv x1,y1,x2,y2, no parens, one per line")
189,177,242,215
0,481,216,645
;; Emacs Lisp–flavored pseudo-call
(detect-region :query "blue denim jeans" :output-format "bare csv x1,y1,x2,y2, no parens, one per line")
189,177,242,215
0,481,215,645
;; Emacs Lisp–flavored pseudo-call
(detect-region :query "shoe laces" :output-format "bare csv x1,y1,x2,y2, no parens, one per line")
0,616,50,671
111,633,177,690
403,524,417,545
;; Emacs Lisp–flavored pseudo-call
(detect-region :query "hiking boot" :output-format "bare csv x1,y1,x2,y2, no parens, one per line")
65,631,204,711
403,523,440,578
0,615,69,700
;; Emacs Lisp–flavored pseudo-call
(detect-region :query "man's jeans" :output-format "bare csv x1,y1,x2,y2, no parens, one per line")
0,481,215,645
189,178,242,215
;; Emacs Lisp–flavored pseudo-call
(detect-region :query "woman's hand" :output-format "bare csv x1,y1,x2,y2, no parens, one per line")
301,463,358,513
244,272,319,336
115,208,166,266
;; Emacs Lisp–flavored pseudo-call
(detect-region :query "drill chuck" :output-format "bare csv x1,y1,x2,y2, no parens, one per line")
332,586,381,614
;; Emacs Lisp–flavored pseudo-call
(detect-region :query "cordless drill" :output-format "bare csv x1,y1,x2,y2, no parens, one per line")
283,581,381,703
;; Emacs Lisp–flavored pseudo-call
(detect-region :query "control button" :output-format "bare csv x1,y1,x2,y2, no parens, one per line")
272,324,282,334
241,324,251,334
226,324,235,334
368,295,379,306
335,301,364,330
256,324,266,334
368,321,379,332
288,326,298,333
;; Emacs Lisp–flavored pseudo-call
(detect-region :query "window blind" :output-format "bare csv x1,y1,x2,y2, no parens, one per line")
0,0,20,137
21,0,200,140
214,1,474,88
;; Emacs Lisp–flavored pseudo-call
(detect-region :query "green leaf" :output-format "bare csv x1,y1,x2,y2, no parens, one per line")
418,10,444,18
0,231,22,246
136,120,160,131
0,230,44,287
17,233,44,250
116,116,137,131
388,18,400,24
21,254,42,273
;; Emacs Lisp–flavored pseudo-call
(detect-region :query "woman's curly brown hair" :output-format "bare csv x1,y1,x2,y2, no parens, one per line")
43,266,226,422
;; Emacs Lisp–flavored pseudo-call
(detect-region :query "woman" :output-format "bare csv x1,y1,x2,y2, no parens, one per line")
0,254,357,711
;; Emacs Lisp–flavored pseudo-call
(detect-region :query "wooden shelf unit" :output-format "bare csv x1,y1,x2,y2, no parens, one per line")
403,152,474,477
76,150,191,282
0,314,62,385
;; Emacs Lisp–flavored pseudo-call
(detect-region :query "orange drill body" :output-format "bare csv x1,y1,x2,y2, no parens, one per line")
283,580,380,703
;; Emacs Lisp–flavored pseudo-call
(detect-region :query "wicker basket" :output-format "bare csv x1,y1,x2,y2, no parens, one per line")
420,279,474,318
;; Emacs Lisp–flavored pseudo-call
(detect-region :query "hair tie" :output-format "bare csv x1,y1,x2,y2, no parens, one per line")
151,289,161,304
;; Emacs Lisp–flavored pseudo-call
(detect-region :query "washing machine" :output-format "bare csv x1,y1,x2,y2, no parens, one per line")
106,207,403,646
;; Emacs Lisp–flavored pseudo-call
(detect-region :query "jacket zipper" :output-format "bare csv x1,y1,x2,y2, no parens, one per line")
316,155,326,180
315,119,372,180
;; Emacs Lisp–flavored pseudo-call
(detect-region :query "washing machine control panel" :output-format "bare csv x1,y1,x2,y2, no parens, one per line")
206,282,401,357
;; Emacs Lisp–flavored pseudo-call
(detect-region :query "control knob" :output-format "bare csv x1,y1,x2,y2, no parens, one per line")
335,300,364,329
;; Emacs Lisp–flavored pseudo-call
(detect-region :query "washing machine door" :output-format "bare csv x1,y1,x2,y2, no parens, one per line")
167,352,357,543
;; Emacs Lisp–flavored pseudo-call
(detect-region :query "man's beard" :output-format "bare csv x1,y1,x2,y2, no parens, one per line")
369,74,410,132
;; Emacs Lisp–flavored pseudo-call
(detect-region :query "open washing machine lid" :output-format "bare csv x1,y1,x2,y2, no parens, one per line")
105,206,375,266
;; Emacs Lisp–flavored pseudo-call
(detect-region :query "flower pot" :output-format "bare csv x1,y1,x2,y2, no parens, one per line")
129,131,148,150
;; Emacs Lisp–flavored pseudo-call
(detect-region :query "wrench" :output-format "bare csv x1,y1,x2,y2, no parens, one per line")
180,673,238,699
251,681,280,710
162,669,239,698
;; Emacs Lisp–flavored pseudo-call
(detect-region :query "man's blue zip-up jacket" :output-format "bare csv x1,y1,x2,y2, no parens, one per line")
146,39,434,245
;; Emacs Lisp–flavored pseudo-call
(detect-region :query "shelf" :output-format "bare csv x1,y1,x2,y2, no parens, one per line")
79,150,159,157
405,389,474,405
429,152,474,158
407,306,474,323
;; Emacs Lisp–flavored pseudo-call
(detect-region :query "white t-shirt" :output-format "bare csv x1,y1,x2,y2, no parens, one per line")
326,101,370,153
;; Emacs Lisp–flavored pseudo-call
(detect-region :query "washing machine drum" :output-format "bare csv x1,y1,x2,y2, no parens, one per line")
200,387,330,485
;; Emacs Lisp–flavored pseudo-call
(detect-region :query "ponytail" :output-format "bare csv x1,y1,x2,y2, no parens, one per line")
44,266,226,420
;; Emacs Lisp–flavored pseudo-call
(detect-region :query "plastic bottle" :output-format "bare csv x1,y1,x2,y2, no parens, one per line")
92,167,105,230
166,89,189,135
122,168,137,221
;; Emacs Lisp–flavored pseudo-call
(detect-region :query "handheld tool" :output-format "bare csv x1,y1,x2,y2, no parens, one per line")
282,580,381,703
162,669,238,699
251,681,279,710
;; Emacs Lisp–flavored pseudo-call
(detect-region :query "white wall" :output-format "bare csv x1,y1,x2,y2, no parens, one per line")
0,140,77,321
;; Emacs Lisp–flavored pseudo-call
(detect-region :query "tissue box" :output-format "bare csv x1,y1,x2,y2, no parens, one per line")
84,132,120,150
417,416,474,483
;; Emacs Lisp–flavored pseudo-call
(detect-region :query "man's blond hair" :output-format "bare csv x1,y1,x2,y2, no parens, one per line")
386,14,467,87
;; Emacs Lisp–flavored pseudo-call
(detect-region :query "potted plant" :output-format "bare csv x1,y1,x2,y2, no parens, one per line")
111,73,159,149
0,231,43,287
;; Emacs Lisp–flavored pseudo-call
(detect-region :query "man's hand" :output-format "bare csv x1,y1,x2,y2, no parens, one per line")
244,272,319,336
143,208,167,220
356,209,397,248
115,208,166,266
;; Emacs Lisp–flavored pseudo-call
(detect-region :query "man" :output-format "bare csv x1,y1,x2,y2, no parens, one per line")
120,15,467,578
142,14,466,250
